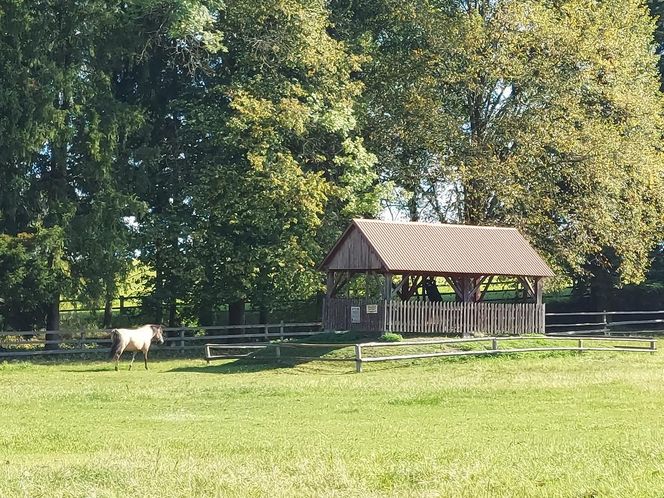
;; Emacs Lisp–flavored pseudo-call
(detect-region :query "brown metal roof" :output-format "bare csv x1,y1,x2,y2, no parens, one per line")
321,219,554,278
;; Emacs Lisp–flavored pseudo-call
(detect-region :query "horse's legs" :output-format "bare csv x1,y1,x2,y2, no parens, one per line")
113,350,123,371
129,352,137,371
143,349,149,370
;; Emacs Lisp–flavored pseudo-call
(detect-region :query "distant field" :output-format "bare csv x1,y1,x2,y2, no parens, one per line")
2,349,664,497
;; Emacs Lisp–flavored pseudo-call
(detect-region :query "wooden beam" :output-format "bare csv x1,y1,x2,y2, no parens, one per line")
534,277,544,305
517,276,536,301
392,274,408,299
383,273,393,300
470,276,487,301
479,276,494,301
326,272,335,298
403,275,423,301
331,271,351,297
444,276,463,301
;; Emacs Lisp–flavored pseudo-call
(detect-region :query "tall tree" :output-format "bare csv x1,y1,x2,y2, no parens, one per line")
182,0,379,325
334,0,664,287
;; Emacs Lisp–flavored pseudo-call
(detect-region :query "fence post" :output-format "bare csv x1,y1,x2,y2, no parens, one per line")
578,338,583,351
275,345,281,363
355,344,363,373
651,340,657,355
179,329,185,354
602,311,608,335
78,331,85,351
280,321,285,339
491,338,498,352
119,296,125,314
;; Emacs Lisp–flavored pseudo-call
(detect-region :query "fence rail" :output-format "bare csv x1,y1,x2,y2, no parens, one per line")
545,310,664,335
204,335,657,373
0,322,323,358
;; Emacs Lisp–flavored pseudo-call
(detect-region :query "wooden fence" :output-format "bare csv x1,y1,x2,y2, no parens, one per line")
323,298,386,332
324,298,545,336
545,310,664,335
386,301,545,336
205,335,657,373
0,322,323,358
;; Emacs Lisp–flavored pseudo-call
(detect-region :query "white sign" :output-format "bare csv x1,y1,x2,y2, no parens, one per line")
366,304,378,314
351,306,361,323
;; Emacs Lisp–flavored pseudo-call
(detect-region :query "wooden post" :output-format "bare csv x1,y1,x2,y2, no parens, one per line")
276,345,281,363
492,338,498,351
383,273,393,300
534,278,543,305
78,331,84,351
355,344,363,373
602,311,608,336
119,296,125,314
264,324,269,340
578,338,583,350
651,340,657,354
280,320,285,339
179,329,185,353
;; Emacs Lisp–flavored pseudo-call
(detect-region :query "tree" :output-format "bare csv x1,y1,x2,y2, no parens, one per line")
181,0,380,325
334,0,664,288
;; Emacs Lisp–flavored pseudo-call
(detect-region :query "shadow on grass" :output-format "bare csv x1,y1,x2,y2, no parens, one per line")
61,367,116,372
168,330,378,374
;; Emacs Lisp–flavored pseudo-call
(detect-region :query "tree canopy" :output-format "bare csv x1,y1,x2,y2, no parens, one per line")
1,0,663,329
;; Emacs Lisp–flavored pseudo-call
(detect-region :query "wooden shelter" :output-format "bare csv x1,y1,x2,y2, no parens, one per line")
320,219,554,335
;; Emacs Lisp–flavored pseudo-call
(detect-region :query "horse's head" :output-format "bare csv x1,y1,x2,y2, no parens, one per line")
151,325,165,345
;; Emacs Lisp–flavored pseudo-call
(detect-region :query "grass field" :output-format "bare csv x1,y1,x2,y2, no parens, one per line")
2,348,664,497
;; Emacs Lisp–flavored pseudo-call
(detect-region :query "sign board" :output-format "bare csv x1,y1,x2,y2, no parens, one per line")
366,304,378,314
350,306,361,323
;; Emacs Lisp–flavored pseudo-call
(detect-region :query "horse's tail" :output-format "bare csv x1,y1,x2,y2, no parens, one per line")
109,329,120,358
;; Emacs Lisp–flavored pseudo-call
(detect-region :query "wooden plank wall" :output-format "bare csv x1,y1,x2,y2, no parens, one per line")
324,298,385,331
386,301,545,336
325,228,384,271
325,298,545,335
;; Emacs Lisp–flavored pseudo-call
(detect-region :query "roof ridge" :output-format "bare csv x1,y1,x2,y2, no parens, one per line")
353,218,518,231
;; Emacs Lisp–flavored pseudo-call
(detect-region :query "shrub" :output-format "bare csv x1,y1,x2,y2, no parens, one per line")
380,332,403,342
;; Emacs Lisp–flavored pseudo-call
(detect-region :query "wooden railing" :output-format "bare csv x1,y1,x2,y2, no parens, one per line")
386,301,545,336
205,335,657,373
545,310,664,335
0,322,323,358
324,298,546,335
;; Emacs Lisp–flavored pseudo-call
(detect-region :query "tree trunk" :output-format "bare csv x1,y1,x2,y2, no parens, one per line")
45,297,60,350
228,300,245,325
228,300,245,341
168,298,177,327
103,297,113,328
199,301,215,327
408,192,419,221
154,248,164,324
259,305,269,324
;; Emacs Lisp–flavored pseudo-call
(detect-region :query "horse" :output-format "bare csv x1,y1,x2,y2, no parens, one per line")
109,324,164,371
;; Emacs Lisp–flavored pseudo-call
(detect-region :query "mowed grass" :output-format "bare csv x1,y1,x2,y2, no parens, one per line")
2,349,664,497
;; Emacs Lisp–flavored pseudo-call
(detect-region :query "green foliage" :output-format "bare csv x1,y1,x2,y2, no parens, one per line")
0,229,66,330
2,0,664,329
335,0,664,286
181,0,380,320
380,332,404,342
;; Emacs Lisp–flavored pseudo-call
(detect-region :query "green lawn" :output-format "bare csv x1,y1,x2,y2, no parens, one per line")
2,349,664,497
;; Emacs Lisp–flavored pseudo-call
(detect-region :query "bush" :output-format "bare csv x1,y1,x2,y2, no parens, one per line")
380,332,404,342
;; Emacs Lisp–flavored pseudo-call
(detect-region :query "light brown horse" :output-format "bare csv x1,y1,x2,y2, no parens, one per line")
109,324,164,371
